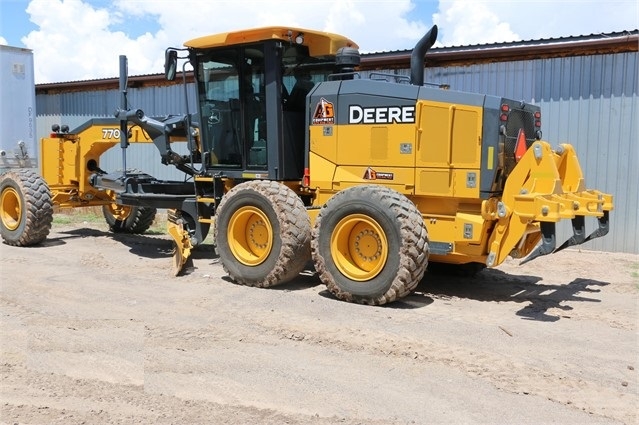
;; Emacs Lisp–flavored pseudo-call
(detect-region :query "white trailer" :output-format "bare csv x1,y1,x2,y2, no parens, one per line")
0,45,37,171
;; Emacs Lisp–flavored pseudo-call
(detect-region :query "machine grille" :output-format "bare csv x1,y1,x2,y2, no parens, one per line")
503,106,536,174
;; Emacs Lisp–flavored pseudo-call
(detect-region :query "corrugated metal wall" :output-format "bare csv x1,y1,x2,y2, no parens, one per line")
36,84,198,181
36,51,638,253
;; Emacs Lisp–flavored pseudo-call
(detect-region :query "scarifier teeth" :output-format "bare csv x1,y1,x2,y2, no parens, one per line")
582,210,610,244
520,222,556,265
554,216,586,253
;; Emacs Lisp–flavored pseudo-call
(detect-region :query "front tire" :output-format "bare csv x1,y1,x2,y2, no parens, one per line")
0,170,53,246
311,185,429,305
214,180,311,287
102,203,157,234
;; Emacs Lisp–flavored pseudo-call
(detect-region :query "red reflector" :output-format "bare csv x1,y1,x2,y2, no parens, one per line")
534,111,541,119
514,129,527,162
501,104,510,112
303,167,310,187
535,120,541,127
500,113,508,121
49,133,58,138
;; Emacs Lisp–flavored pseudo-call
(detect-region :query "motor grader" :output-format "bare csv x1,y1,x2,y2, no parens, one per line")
0,25,613,305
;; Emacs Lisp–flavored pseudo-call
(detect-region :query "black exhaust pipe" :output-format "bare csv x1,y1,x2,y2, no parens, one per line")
410,25,438,86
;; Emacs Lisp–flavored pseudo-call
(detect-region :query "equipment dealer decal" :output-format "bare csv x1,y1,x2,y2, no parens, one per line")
363,167,394,180
312,98,334,124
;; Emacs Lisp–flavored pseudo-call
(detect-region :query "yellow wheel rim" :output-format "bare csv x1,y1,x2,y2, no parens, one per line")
227,206,273,266
1,187,22,231
106,203,132,221
330,214,388,281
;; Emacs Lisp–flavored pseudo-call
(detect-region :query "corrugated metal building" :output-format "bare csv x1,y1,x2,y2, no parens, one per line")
35,30,639,254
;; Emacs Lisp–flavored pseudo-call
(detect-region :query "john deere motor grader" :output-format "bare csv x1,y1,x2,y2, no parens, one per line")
0,25,613,305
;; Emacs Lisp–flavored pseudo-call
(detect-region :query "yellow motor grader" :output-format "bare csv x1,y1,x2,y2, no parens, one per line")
0,25,613,305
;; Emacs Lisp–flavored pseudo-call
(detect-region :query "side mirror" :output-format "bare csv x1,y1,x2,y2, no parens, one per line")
164,49,178,81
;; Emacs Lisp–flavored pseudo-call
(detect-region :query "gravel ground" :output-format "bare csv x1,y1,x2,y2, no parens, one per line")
1,220,637,424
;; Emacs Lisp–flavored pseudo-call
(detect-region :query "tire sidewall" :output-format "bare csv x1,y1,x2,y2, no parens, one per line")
216,187,283,283
318,194,401,298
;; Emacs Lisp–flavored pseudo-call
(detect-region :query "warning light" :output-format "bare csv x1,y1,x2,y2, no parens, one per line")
534,111,542,127
514,129,527,162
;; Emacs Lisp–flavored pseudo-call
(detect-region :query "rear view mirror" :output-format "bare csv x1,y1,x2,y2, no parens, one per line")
164,49,178,81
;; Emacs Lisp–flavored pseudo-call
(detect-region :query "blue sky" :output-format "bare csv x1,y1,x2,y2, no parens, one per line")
1,0,637,83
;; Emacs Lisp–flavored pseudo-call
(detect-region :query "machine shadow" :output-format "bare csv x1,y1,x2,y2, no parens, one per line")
417,268,610,322
43,227,111,246
58,227,176,259
222,261,324,292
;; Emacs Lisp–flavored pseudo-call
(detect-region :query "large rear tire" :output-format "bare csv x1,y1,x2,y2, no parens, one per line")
102,203,157,234
214,180,311,287
0,170,53,246
311,185,428,305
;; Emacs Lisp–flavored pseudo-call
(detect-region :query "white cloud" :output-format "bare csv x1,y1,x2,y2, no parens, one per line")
0,37,7,45
434,0,638,46
20,0,639,83
23,0,169,82
23,0,429,83
433,0,519,46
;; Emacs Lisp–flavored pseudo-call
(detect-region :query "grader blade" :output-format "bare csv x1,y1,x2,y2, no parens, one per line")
167,211,193,276
171,242,186,277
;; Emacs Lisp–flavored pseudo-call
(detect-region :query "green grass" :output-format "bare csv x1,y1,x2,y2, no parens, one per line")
53,207,106,225
53,214,104,225
53,206,167,234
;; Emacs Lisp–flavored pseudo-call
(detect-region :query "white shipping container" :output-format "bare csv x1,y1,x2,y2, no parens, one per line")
0,45,37,171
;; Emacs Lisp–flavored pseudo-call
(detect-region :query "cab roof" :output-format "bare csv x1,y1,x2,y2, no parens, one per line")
184,26,358,57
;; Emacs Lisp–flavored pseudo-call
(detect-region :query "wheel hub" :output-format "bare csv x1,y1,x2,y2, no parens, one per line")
228,206,273,266
106,203,132,221
331,214,388,281
1,187,22,231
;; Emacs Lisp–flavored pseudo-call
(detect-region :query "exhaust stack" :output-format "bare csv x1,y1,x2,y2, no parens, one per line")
410,25,438,86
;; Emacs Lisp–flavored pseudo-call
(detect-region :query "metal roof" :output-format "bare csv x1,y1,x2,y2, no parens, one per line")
362,29,639,68
35,29,638,92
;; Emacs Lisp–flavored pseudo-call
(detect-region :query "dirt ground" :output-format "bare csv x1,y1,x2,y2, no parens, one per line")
1,218,637,425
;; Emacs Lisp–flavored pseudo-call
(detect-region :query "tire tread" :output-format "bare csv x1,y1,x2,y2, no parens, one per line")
312,185,428,305
0,170,53,246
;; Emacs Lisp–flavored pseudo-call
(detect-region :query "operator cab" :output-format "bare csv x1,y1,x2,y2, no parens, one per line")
172,27,358,181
